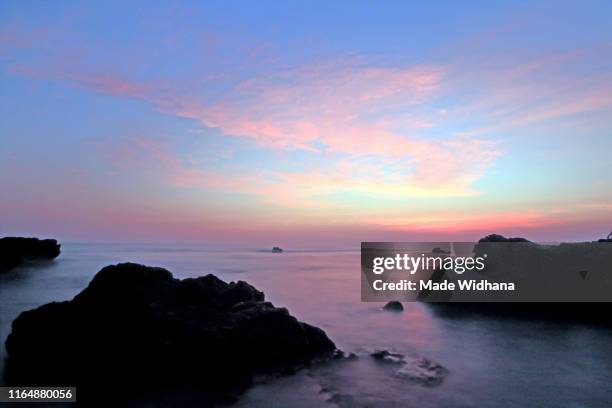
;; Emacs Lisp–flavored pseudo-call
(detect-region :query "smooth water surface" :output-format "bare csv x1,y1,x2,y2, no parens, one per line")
1,243,611,407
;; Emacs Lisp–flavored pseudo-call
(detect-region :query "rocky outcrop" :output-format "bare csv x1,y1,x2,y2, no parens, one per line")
0,237,61,272
5,263,336,402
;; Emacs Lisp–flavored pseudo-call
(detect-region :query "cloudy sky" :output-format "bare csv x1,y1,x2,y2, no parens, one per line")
1,1,611,246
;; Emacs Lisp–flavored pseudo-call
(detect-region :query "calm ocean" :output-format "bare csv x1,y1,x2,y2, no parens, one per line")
1,243,611,407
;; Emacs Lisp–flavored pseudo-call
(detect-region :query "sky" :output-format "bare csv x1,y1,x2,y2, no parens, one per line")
1,1,612,247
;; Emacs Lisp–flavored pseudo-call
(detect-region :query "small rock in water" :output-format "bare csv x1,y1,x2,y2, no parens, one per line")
395,357,449,386
331,349,358,360
383,301,404,311
371,349,405,364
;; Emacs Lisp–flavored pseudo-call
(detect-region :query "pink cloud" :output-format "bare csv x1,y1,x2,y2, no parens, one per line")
440,46,612,134
154,60,501,196
65,72,149,98
79,55,500,200
20,45,612,200
102,137,262,193
175,62,445,152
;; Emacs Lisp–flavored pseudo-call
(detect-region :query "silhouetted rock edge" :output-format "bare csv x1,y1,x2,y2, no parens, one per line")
5,262,337,403
0,237,61,272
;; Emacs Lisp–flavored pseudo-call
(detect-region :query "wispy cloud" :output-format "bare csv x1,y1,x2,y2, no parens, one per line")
4,22,611,213
5,45,502,198
169,60,446,151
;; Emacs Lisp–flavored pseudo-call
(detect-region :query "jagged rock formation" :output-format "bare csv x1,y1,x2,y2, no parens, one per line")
5,263,336,403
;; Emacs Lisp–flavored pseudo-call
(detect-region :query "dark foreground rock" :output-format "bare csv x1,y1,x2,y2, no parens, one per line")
0,237,61,272
5,263,336,403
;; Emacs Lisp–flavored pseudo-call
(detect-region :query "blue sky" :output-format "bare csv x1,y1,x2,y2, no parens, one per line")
1,1,612,245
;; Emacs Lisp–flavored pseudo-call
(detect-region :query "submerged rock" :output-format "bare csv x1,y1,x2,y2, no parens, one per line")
395,357,448,386
383,300,404,311
5,263,336,402
331,349,358,360
0,237,60,272
370,349,448,386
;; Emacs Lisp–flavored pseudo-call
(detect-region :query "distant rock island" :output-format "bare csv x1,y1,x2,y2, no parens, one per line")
272,246,283,253
478,234,531,243
0,237,61,272
5,263,336,403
